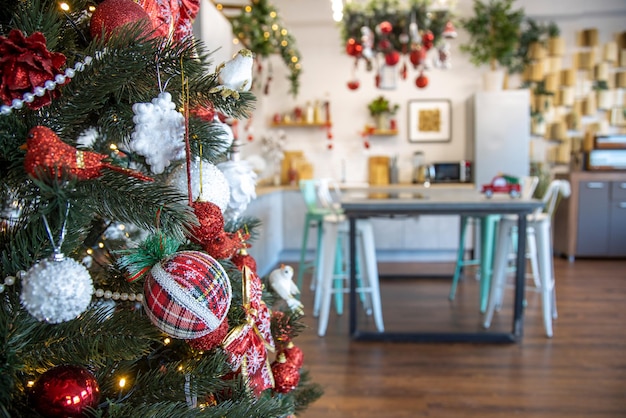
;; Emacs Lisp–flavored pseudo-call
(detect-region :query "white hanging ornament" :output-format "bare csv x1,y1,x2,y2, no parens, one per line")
217,153,257,222
20,252,94,324
210,49,254,99
167,159,231,213
129,92,186,174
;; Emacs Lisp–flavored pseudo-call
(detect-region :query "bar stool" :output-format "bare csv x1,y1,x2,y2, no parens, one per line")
314,214,384,337
312,178,383,336
483,179,570,338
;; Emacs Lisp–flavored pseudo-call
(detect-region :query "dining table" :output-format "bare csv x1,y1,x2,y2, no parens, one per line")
340,185,544,343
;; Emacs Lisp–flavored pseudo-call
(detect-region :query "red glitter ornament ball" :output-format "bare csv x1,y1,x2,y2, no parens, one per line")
90,0,153,41
271,355,300,394
190,201,224,245
187,318,230,351
416,72,429,89
231,252,257,273
345,38,361,57
282,342,304,369
29,365,100,418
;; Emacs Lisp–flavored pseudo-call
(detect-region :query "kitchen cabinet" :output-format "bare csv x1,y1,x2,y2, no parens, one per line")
553,171,626,260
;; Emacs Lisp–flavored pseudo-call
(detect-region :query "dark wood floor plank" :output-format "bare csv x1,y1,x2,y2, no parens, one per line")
291,258,626,418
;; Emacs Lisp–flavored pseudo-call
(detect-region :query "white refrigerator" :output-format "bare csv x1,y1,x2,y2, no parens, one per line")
467,90,531,188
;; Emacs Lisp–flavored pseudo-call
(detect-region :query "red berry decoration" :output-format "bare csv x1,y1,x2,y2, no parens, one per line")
29,365,100,418
379,21,393,35
271,354,300,394
416,72,429,89
385,50,400,66
347,79,360,90
90,0,153,41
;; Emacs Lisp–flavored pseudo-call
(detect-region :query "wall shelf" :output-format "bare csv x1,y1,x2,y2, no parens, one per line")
271,121,331,128
363,127,398,136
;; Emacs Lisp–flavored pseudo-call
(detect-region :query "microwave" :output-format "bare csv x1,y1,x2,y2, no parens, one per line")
431,161,472,183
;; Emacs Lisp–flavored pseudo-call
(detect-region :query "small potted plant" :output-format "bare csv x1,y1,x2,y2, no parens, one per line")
367,95,399,130
459,0,525,90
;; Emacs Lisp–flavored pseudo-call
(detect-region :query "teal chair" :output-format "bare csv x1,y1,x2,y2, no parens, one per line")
296,179,334,295
449,176,539,312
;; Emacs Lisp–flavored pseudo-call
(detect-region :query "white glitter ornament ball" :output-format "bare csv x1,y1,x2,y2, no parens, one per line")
167,159,231,213
20,255,94,324
217,159,257,222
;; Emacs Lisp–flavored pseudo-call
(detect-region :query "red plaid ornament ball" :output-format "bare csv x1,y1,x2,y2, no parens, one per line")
143,251,232,339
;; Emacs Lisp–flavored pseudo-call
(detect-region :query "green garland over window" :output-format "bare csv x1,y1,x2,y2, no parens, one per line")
229,0,302,97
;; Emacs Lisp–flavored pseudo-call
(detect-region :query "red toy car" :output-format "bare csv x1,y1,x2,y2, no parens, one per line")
481,175,521,198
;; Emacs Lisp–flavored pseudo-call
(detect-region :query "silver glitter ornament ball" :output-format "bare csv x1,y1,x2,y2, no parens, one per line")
20,255,94,323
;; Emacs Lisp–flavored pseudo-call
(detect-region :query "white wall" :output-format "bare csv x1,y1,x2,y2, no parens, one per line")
198,0,626,184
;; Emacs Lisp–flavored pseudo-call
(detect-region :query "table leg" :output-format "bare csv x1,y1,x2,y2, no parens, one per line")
513,214,527,339
349,217,358,337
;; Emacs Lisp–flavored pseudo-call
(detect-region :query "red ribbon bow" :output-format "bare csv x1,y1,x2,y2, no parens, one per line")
222,266,275,397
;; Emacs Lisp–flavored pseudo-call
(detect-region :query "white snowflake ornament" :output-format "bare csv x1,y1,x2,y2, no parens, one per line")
20,253,94,324
210,49,254,99
129,92,186,174
167,159,231,213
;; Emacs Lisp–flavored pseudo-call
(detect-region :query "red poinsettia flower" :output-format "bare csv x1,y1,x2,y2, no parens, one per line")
0,29,67,110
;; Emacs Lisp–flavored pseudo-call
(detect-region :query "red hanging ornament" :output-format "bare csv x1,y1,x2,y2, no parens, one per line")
409,48,426,68
191,102,216,122
400,62,408,80
378,21,393,35
0,29,67,110
364,140,371,149
375,73,381,88
378,39,391,51
29,365,100,418
443,21,458,39
189,201,245,260
347,79,360,90
415,71,429,89
22,126,153,182
271,354,300,394
282,341,304,369
232,252,257,273
90,0,153,41
384,50,400,66
222,266,275,397
345,38,362,57
422,31,435,50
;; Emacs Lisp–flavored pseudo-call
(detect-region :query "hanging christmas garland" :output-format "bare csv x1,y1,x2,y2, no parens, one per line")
228,0,302,97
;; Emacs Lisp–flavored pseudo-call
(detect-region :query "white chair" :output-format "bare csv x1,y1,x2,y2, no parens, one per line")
484,179,571,337
312,179,384,337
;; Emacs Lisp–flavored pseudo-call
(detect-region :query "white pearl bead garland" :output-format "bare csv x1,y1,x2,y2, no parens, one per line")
94,288,144,303
0,271,143,303
0,56,93,116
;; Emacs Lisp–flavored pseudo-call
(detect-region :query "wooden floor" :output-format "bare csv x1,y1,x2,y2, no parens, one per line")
289,257,626,418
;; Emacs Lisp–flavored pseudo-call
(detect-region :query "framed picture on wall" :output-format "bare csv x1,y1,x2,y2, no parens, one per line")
407,99,451,143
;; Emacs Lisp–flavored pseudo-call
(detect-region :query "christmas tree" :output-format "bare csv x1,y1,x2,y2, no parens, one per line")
0,0,321,416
